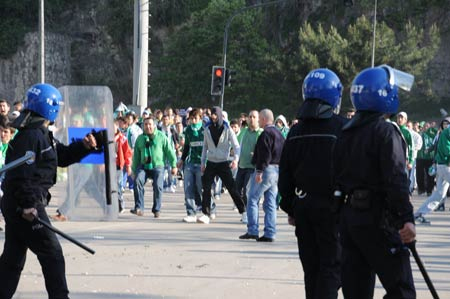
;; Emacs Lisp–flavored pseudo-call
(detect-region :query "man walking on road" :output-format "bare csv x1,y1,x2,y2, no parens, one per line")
131,117,177,218
240,109,284,242
199,106,245,224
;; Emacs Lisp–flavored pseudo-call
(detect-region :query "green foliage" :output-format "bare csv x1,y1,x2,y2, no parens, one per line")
295,16,440,111
0,0,38,58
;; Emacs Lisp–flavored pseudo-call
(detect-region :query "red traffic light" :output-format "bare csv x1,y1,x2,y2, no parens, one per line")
215,68,223,77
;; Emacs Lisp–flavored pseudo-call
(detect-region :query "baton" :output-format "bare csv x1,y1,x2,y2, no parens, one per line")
36,217,96,255
0,151,35,175
407,241,439,299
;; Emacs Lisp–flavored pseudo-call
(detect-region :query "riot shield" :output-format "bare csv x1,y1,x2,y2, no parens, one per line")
52,86,118,220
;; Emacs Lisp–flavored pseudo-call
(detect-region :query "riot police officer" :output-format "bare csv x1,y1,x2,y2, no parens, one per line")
0,83,98,299
334,66,416,299
279,68,347,299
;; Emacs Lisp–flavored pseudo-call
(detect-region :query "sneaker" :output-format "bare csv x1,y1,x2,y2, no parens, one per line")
232,205,238,212
170,186,176,193
214,195,221,201
240,212,248,224
183,215,197,223
153,211,160,218
210,213,216,220
257,236,275,242
415,215,431,225
239,233,258,240
51,213,68,222
197,214,210,224
436,203,445,211
130,209,144,216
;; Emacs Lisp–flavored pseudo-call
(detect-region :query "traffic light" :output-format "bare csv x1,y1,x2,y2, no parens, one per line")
225,69,235,87
211,66,225,96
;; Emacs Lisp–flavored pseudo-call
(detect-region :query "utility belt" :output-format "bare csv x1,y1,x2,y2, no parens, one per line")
343,189,374,210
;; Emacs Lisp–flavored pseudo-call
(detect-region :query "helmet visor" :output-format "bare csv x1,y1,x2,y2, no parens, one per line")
379,64,415,92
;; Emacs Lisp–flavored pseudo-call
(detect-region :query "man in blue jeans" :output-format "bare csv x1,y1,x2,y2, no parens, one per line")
239,109,284,242
131,117,177,218
177,109,215,222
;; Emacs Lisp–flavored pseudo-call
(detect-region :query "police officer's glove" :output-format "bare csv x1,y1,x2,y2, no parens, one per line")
90,130,107,147
22,207,38,222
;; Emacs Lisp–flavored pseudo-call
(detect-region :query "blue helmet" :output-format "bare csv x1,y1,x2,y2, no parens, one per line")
302,68,343,108
350,66,399,114
25,83,62,122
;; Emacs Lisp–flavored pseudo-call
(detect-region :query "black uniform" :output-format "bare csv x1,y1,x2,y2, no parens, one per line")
279,100,347,299
334,111,415,299
0,117,92,299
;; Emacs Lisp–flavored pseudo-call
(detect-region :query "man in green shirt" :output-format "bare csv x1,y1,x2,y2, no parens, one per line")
131,117,177,218
235,110,263,223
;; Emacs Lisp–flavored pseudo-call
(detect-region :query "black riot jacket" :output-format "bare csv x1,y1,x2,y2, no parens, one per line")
279,100,348,216
334,111,414,225
2,116,91,211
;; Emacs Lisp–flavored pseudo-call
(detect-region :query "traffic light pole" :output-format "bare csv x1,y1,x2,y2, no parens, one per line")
220,0,290,109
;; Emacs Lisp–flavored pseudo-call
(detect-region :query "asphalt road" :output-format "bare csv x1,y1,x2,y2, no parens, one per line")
2,183,450,299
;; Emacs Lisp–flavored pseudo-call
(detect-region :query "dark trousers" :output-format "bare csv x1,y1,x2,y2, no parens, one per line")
235,167,254,207
340,205,416,299
0,200,69,299
416,158,434,194
201,161,245,215
294,195,341,299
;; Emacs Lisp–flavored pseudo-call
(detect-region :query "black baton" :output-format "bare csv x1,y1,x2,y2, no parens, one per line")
407,241,439,299
36,217,96,255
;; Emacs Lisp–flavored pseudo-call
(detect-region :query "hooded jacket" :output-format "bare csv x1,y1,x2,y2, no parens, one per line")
201,107,240,166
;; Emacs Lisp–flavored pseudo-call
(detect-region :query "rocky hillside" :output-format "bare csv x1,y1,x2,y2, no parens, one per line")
0,0,449,116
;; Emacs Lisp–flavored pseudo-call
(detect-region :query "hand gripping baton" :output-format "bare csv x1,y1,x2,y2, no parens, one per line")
0,151,35,175
36,217,96,255
407,241,439,299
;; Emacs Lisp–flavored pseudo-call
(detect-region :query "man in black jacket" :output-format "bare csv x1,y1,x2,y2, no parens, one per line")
0,83,98,299
279,69,347,299
335,66,416,298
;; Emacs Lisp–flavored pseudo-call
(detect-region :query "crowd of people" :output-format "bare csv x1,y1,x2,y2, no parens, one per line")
0,64,448,298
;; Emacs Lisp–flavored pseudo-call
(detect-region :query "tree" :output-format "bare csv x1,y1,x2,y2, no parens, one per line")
295,16,440,111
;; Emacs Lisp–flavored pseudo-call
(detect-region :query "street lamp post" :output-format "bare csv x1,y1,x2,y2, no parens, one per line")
39,0,45,83
220,0,289,109
371,0,378,67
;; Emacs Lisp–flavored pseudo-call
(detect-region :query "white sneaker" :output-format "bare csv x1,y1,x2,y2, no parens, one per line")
210,213,216,220
170,186,176,193
232,205,238,211
197,214,210,224
183,215,197,223
214,195,221,201
240,212,248,224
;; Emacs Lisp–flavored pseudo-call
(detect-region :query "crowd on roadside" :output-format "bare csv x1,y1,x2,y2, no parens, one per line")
0,95,448,231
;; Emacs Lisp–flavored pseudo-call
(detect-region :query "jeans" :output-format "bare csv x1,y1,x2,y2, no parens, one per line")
213,176,222,197
133,166,164,213
235,168,254,207
415,164,450,217
184,163,215,216
117,166,124,209
164,162,174,188
246,166,279,238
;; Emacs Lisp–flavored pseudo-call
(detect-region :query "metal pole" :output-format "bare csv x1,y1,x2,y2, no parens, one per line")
371,0,377,67
0,151,35,175
39,0,45,83
220,0,289,109
407,242,440,299
36,217,95,255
